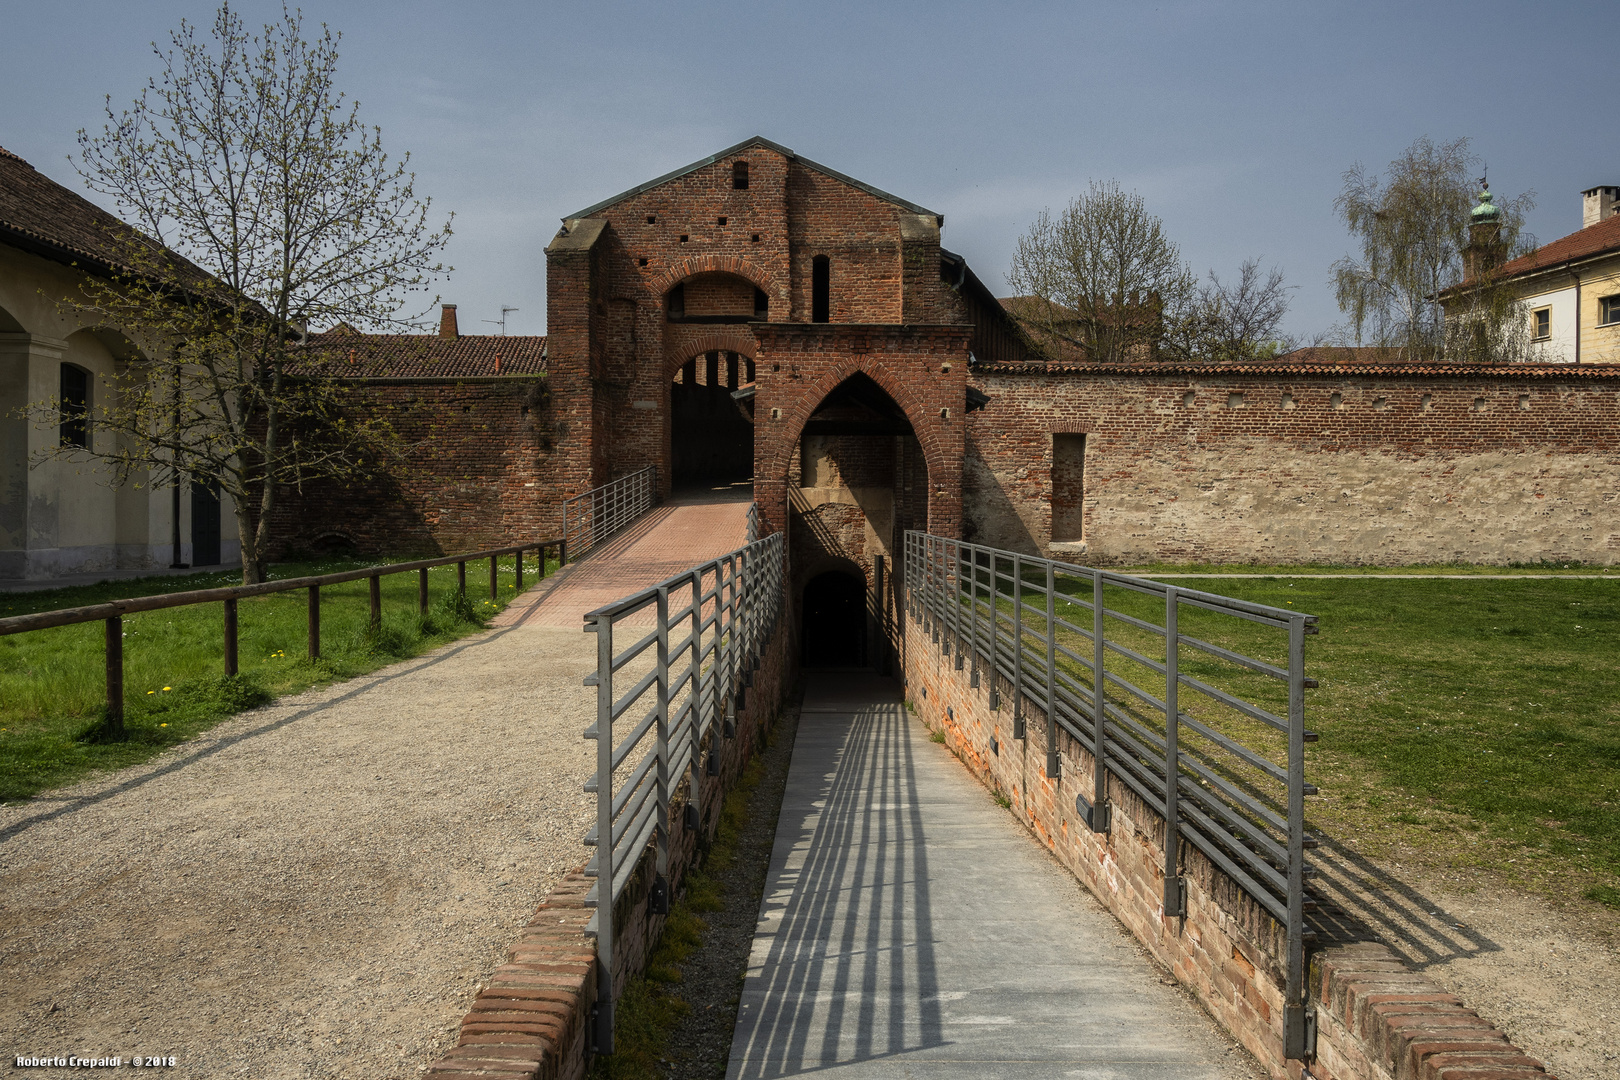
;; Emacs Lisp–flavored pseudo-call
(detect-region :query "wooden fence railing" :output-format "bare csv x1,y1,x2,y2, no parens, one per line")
0,537,566,737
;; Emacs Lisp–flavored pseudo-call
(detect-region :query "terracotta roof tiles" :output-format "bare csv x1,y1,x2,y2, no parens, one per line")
299,331,547,378
1495,214,1620,279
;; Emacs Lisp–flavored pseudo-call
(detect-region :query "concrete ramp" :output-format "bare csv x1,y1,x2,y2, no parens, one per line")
726,672,1259,1079
499,484,754,629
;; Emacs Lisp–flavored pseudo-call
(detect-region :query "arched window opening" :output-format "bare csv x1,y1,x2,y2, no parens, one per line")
732,160,749,190
812,255,830,323
802,570,866,668
59,364,89,449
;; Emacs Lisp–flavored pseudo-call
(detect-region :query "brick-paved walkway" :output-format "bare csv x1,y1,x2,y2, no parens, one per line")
498,483,755,630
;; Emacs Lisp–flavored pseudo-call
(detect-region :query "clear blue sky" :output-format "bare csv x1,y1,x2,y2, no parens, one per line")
5,1,1614,339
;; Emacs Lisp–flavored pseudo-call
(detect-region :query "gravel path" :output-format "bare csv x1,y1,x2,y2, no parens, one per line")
0,610,597,1078
1311,838,1620,1080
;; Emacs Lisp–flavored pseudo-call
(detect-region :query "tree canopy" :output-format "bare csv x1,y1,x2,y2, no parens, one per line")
1331,135,1534,361
51,2,451,582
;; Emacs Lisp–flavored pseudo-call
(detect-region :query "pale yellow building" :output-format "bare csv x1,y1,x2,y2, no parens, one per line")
1483,184,1620,365
0,145,238,581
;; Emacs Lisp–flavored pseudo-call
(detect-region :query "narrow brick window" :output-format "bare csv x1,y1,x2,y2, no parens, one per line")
1052,434,1086,543
1182,391,1195,407
812,255,830,323
733,160,749,189
1227,392,1243,409
59,363,89,448
754,287,769,319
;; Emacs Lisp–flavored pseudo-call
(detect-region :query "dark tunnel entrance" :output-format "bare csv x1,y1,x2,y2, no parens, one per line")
672,350,754,486
801,570,867,668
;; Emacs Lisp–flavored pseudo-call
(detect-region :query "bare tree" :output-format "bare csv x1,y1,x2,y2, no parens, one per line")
41,2,450,583
1168,259,1294,362
1007,180,1195,364
1331,136,1532,361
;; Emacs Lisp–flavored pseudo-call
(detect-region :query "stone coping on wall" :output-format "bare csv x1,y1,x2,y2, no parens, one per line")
972,359,1620,380
903,610,1557,1080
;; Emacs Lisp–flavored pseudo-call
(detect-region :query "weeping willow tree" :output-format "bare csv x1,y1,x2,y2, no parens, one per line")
40,2,451,583
1332,136,1534,362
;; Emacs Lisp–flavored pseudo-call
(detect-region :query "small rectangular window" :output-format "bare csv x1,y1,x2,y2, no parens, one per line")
1532,307,1551,340
59,364,89,448
1599,294,1620,326
732,160,749,189
812,255,830,323
1051,433,1086,542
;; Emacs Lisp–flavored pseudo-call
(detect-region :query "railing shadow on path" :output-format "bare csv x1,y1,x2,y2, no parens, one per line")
1307,834,1503,971
731,685,946,1078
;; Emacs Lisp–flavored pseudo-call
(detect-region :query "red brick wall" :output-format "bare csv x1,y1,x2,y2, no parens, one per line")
266,377,560,558
966,365,1620,565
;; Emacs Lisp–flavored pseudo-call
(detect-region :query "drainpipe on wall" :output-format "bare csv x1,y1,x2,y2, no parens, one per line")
1571,267,1581,366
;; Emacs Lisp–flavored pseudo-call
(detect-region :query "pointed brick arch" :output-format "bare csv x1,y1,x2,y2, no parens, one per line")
650,255,784,304
753,341,968,540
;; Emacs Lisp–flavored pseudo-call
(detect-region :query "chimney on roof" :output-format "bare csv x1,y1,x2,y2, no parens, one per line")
439,303,459,339
1582,185,1619,229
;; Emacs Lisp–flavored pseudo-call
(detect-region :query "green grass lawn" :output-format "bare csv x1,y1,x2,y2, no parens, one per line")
1132,574,1620,909
956,563,1619,913
0,556,551,803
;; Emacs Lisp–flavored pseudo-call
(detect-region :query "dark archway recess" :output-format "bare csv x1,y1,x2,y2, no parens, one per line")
801,570,867,668
672,351,753,486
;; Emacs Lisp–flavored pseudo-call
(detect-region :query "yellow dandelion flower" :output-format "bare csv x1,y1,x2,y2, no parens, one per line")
162,686,171,691
148,690,156,694
160,723,168,728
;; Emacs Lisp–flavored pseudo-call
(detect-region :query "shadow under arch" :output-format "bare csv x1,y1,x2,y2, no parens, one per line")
800,561,868,668
667,338,754,487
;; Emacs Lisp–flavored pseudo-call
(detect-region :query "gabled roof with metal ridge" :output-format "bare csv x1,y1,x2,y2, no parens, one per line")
566,136,941,221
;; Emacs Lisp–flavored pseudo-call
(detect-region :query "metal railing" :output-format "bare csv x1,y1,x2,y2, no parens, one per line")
0,538,564,739
906,531,1319,1059
563,465,658,560
580,520,784,1055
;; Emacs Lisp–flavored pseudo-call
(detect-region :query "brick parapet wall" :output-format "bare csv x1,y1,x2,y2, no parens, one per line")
265,377,561,559
902,608,1555,1080
966,366,1620,565
427,610,794,1080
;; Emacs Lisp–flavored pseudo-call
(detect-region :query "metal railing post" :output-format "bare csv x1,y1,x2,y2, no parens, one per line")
653,586,671,915
1284,613,1310,1059
369,573,382,632
685,568,703,830
1090,569,1108,831
1012,553,1024,739
457,561,466,598
516,547,524,591
591,610,616,1055
490,555,498,600
1045,560,1059,779
1164,588,1183,916
419,567,429,615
